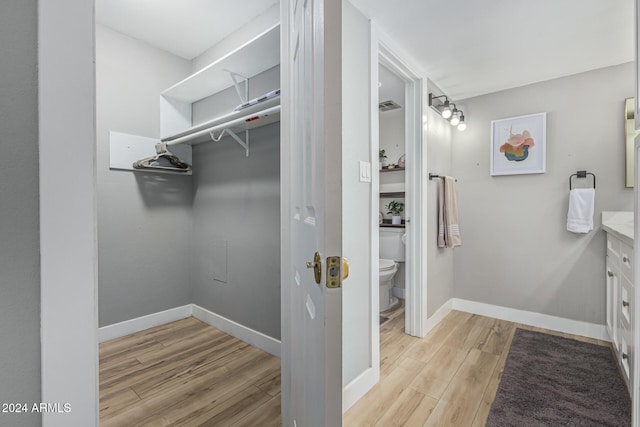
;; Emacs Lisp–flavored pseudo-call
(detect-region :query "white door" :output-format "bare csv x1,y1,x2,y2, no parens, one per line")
281,0,343,426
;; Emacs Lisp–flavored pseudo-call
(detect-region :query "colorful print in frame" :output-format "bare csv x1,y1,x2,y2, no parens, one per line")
490,112,546,176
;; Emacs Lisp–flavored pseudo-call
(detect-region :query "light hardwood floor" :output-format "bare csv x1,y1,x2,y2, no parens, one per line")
100,308,608,426
99,317,281,426
345,304,609,426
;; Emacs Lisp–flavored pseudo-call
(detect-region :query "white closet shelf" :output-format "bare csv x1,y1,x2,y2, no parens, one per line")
163,97,280,147
162,24,280,103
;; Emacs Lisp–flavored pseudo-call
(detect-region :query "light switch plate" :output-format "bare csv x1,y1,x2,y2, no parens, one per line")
359,161,372,182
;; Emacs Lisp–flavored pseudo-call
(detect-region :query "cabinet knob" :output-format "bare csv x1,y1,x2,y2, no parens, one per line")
623,353,629,360
607,271,614,277
623,300,630,308
623,256,629,263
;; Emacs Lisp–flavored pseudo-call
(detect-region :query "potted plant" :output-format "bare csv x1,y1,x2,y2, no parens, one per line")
386,200,404,225
379,149,388,170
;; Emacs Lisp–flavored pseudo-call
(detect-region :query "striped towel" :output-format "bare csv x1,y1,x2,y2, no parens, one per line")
437,176,462,248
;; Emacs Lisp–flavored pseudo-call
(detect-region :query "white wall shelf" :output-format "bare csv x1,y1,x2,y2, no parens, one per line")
161,24,280,103
111,24,280,173
159,23,281,154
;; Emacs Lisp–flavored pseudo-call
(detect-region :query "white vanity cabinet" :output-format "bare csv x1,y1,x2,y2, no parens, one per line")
603,215,635,395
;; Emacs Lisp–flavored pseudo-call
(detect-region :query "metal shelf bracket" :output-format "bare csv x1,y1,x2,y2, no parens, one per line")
209,128,250,157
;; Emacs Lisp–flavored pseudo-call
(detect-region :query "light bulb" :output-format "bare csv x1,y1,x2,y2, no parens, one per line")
450,111,460,126
457,114,466,131
441,100,452,119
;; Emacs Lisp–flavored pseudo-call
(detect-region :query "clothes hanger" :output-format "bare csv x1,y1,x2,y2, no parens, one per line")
132,142,192,173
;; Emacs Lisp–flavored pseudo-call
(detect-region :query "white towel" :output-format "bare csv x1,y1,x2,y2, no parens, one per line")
566,188,595,233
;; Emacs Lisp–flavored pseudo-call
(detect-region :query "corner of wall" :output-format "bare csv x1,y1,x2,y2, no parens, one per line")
424,79,455,317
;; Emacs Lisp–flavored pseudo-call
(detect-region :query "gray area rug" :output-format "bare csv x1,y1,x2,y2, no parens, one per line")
487,328,631,426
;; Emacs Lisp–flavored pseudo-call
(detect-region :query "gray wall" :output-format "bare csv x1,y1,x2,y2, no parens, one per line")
190,67,281,340
452,63,635,324
191,123,281,339
0,1,41,425
342,0,373,386
426,80,455,317
96,25,194,326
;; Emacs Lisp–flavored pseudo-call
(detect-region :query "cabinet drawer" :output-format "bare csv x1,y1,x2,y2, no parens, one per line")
620,241,633,283
607,235,621,262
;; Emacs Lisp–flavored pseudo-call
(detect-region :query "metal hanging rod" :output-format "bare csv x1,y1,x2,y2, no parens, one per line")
163,104,280,155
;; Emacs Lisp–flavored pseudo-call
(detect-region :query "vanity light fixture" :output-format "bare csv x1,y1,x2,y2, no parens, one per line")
428,92,467,131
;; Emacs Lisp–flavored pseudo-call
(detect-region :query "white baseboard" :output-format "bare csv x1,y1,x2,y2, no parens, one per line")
99,304,282,357
451,298,610,342
98,305,193,343
192,305,281,358
342,367,379,412
424,298,454,335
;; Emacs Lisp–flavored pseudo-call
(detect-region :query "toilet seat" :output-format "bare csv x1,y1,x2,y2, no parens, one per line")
379,258,396,271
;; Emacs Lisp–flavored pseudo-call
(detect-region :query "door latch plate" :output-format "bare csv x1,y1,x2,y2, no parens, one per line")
326,256,341,288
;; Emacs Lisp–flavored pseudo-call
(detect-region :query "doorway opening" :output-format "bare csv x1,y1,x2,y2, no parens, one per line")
373,37,425,341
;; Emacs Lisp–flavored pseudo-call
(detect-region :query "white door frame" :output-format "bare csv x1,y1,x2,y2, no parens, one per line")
39,0,99,425
371,24,426,337
633,136,640,427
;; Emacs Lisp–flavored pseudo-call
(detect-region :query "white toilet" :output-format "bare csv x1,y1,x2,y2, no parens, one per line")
379,228,406,312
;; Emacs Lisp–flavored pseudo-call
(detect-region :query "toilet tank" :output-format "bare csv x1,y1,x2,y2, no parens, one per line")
380,228,406,261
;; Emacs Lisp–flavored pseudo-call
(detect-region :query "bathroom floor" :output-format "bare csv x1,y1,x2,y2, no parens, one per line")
345,308,610,426
380,298,404,326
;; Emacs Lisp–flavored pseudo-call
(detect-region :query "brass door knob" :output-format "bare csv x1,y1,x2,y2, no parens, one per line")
342,257,349,280
306,252,322,285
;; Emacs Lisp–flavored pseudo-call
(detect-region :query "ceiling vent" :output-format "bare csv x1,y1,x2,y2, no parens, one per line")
378,100,402,112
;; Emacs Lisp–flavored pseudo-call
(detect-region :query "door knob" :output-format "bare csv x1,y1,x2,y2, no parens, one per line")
342,257,350,280
306,252,322,285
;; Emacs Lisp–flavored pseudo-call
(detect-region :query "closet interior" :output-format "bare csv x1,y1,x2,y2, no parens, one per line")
96,14,283,422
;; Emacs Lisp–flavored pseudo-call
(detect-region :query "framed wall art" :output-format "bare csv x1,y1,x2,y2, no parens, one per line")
490,112,546,176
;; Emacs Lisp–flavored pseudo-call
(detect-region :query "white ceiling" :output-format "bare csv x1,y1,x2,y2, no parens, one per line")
96,0,279,60
96,0,635,100
350,0,635,100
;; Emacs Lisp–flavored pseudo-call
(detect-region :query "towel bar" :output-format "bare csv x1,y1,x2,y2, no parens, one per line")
429,173,457,182
569,171,595,190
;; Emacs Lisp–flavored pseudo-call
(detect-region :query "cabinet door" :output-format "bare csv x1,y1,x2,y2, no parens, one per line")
620,328,634,392
621,274,633,331
607,258,620,353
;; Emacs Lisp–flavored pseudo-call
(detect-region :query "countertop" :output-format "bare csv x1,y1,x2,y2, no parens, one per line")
602,211,634,246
